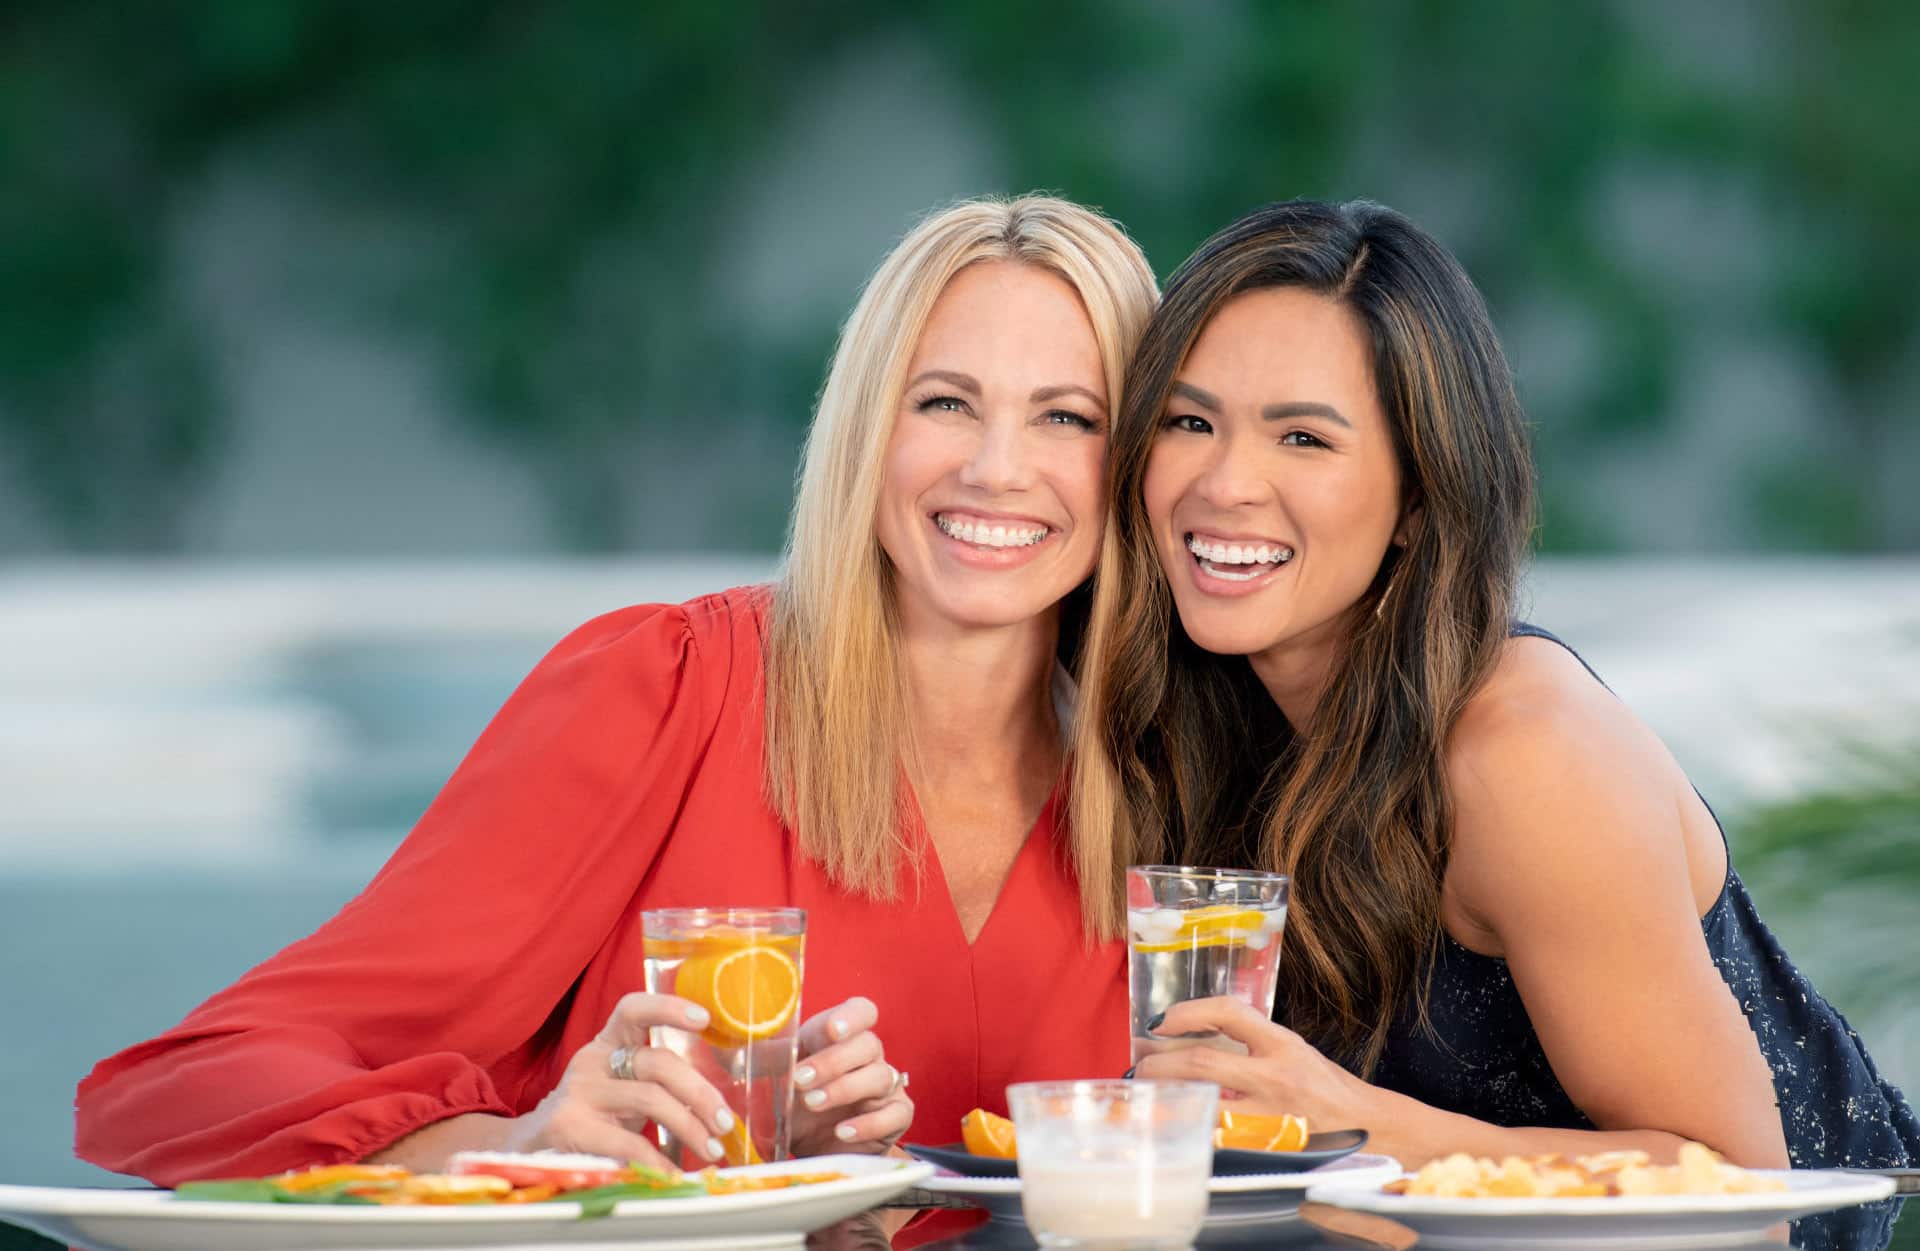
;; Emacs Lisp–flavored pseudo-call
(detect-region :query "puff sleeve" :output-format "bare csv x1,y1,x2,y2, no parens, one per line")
75,602,721,1183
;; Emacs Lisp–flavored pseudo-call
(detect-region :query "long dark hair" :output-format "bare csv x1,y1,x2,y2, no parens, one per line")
1070,199,1536,1073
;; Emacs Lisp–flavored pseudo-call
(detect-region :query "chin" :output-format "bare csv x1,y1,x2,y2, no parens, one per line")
1172,601,1277,658
930,582,1066,631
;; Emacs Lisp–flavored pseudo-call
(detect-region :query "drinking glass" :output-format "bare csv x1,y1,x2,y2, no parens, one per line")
641,907,805,1167
1126,866,1288,1065
1008,1079,1218,1250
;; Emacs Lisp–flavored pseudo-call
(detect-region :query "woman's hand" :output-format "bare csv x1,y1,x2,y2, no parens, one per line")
1130,997,1383,1130
788,997,913,1157
505,992,737,1169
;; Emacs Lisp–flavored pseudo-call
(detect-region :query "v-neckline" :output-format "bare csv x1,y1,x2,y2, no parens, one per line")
912,784,1061,951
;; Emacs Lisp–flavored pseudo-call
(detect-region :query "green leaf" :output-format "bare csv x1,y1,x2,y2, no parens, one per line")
550,1180,707,1219
173,1178,380,1205
173,1180,283,1203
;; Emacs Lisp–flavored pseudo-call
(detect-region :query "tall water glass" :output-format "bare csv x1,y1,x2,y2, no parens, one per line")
1127,866,1288,1065
1009,1079,1218,1250
641,907,805,1167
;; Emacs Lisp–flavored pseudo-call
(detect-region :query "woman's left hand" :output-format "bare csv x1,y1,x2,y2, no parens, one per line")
1131,997,1382,1131
787,997,913,1157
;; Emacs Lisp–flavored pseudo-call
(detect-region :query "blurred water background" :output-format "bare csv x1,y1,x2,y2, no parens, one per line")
1,3,1916,1243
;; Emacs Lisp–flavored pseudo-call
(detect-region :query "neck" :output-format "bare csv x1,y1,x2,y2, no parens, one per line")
1248,614,1354,732
897,601,1063,787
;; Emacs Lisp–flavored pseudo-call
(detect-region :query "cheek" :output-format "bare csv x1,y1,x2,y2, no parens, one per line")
879,421,945,510
1140,445,1184,536
1057,441,1108,530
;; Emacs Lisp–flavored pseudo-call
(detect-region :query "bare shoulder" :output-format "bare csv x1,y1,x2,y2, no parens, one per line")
1443,636,1696,928
1446,635,1646,798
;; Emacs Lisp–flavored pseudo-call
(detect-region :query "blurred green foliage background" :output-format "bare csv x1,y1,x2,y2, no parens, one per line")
3,0,1917,556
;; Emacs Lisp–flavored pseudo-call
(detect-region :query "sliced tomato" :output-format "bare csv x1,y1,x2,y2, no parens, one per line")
449,1161,632,1191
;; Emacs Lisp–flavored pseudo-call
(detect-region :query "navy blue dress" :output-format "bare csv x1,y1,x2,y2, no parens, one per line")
1309,626,1918,1248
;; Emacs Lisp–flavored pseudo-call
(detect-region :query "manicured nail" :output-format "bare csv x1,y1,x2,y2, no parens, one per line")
804,1089,828,1110
713,1107,735,1133
1145,1011,1166,1032
686,1005,711,1028
829,1017,849,1040
1122,1066,1136,1079
794,1065,817,1088
835,1123,857,1141
705,1137,726,1161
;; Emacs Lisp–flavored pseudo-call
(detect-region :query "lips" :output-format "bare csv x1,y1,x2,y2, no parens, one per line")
933,510,1051,549
1182,530,1294,594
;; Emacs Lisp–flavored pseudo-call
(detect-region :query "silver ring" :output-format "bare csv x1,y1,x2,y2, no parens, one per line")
608,1046,637,1081
889,1067,909,1097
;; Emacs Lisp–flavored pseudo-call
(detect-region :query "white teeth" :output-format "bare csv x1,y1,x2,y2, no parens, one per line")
1200,562,1264,582
935,513,1048,548
1185,536,1294,566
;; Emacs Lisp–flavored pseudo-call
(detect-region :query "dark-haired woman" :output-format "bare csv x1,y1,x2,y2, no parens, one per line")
1072,200,1916,1228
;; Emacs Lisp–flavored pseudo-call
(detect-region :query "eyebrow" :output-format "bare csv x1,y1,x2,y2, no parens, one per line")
1170,381,1352,429
908,372,1107,412
1031,383,1107,412
907,369,981,395
1170,381,1220,411
1262,400,1352,429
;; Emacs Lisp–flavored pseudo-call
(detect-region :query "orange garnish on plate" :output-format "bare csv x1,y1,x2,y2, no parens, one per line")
675,941,801,1046
1214,1110,1310,1153
960,1108,1018,1159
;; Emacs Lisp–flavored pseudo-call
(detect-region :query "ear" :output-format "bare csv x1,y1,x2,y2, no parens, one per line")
1392,497,1423,549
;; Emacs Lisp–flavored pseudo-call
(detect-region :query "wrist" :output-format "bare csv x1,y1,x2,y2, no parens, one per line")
1354,1081,1445,1171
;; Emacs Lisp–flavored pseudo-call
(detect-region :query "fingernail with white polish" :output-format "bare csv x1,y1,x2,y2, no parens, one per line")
804,1089,828,1110
835,1123,857,1141
687,1005,711,1028
829,1018,848,1039
714,1107,735,1133
794,1065,817,1088
705,1137,726,1161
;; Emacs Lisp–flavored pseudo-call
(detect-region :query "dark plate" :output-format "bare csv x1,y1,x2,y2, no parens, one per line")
905,1142,1019,1178
905,1129,1369,1180
1213,1127,1370,1175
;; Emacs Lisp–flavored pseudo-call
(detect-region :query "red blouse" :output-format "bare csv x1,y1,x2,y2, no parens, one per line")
76,586,1129,1189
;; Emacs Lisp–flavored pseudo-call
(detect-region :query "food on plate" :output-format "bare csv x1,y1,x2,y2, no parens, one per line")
961,1108,1019,1159
958,1107,1311,1158
1214,1110,1310,1152
1386,1141,1788,1198
172,1150,849,1218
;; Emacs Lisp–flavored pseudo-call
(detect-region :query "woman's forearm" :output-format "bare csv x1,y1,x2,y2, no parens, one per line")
1365,1083,1774,1170
364,1112,521,1172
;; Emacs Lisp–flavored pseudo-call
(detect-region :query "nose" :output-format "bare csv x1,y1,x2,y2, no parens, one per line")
958,416,1036,495
1192,436,1267,510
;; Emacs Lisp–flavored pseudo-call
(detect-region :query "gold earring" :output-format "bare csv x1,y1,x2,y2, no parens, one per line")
1373,566,1402,621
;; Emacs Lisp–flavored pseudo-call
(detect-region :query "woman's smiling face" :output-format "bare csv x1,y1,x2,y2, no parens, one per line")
1143,285,1409,667
876,260,1110,633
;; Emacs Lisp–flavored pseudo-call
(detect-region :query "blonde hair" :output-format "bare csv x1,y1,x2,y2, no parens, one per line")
764,194,1158,919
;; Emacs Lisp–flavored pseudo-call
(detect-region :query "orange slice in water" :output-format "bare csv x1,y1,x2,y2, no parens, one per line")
960,1108,1018,1159
1214,1109,1310,1153
716,1116,765,1167
675,941,800,1046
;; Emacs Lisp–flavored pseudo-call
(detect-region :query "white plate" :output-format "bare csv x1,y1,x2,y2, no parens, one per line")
1304,1168,1896,1249
918,1151,1402,1230
0,1155,933,1251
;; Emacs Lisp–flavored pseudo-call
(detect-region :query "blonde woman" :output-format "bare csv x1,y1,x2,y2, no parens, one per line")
78,197,1159,1193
